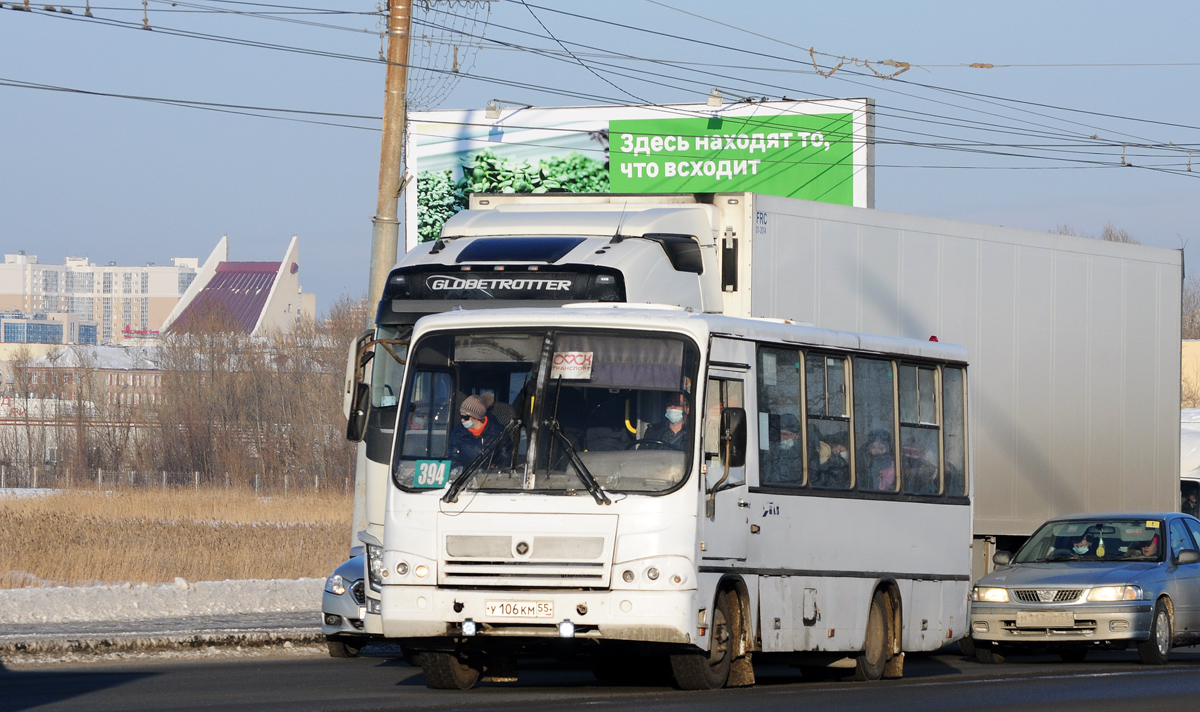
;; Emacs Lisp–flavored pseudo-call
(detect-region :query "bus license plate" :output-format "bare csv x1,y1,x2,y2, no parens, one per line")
485,601,554,618
1016,611,1073,628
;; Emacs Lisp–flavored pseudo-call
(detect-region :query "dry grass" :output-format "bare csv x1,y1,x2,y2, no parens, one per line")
0,487,353,588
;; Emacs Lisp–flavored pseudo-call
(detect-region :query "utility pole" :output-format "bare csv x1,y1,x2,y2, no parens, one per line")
367,0,413,322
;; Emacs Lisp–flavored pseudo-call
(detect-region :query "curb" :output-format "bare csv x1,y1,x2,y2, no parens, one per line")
0,630,325,656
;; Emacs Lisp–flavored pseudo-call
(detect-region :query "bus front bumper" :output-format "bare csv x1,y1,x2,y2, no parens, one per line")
380,586,698,645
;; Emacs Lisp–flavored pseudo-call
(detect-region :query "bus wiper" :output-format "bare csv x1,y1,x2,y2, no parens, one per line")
442,417,522,504
544,417,611,506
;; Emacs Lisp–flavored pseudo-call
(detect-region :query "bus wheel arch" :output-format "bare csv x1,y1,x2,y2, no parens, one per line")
671,578,754,689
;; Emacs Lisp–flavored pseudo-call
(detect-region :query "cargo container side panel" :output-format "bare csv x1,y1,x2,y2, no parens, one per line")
750,212,819,324
1050,251,1090,517
1153,263,1184,512
898,230,940,342
973,241,1020,534
1012,248,1054,529
859,225,901,337
815,219,863,331
1085,256,1126,513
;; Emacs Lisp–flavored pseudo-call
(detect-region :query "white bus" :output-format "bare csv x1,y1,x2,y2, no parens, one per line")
377,305,971,689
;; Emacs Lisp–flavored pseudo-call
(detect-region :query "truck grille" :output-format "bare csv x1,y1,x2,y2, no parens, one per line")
1013,589,1082,603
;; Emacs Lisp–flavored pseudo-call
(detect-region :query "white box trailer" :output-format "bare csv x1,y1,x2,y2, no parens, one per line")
446,192,1183,547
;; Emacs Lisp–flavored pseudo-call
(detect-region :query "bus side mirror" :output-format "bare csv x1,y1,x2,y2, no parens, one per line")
720,407,746,469
992,551,1012,567
346,382,370,442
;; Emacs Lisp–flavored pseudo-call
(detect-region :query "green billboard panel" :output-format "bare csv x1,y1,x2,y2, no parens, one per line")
609,113,856,204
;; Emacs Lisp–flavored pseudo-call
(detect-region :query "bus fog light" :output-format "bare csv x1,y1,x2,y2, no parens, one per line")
415,565,429,579
558,620,575,638
646,567,660,581
622,570,635,583
396,562,409,576
671,574,684,585
462,619,477,637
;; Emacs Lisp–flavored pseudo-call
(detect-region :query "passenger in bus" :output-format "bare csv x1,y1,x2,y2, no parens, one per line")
808,429,849,488
448,394,509,468
762,413,803,484
901,442,940,494
858,430,896,491
642,393,690,451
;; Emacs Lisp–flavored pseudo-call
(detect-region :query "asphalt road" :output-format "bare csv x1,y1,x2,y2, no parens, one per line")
5,647,1200,712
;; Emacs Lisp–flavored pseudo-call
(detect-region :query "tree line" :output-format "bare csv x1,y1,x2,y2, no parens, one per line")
0,296,369,493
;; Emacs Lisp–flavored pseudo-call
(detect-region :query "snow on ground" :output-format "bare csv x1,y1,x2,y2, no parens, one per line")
0,488,58,499
0,578,324,625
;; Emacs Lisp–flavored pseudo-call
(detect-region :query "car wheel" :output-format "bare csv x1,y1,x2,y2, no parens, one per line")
852,590,890,681
975,644,1004,664
326,638,361,658
422,652,482,690
1058,648,1087,663
671,589,735,690
1138,599,1172,665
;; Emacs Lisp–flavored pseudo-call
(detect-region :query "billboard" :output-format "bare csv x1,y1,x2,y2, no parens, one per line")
405,99,873,250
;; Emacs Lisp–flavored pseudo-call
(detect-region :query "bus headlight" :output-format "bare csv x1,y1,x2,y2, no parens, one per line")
972,586,1009,603
1087,585,1141,602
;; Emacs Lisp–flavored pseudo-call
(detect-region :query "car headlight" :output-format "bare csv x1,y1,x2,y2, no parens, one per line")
325,573,347,596
366,544,384,592
972,586,1010,603
1087,585,1142,602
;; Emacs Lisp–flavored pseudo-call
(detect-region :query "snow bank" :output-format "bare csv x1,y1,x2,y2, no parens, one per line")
0,578,323,625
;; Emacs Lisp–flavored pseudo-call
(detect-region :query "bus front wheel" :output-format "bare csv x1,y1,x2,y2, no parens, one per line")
422,651,482,690
672,589,736,690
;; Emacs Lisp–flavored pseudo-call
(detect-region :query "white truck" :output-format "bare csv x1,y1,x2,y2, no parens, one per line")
346,191,1183,630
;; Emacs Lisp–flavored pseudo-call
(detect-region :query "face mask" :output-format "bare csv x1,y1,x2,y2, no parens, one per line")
664,407,684,424
779,438,795,450
1073,544,1089,555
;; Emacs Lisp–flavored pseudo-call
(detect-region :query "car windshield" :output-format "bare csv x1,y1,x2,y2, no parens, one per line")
392,328,700,496
1014,518,1165,563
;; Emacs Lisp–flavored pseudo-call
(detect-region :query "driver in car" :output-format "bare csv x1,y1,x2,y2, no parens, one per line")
642,393,689,451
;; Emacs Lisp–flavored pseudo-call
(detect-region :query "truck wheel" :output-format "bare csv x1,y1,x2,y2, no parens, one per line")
853,590,889,681
422,652,482,690
326,638,361,658
671,589,735,690
1138,599,1172,665
957,637,976,657
974,645,1005,664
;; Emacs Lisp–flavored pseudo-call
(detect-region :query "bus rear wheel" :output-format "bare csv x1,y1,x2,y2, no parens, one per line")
671,589,735,690
422,651,482,690
853,590,889,681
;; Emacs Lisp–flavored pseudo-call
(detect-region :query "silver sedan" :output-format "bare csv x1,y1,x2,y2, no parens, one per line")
969,512,1200,664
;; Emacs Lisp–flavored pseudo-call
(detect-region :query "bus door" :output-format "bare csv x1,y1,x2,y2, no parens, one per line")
699,344,751,563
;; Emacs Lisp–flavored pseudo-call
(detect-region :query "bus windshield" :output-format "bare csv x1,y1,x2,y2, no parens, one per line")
392,328,700,496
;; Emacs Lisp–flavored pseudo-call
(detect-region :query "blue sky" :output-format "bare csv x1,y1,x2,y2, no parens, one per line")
3,1,1200,313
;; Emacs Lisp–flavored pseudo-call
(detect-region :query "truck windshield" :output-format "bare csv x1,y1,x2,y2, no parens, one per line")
392,328,700,496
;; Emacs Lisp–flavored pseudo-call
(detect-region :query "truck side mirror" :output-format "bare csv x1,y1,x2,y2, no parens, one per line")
720,407,746,469
992,551,1012,567
346,382,370,442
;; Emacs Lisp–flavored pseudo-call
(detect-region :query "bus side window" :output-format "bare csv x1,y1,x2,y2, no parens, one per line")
807,354,851,490
703,378,745,485
942,367,967,497
899,364,941,495
853,357,898,493
757,347,803,486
